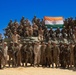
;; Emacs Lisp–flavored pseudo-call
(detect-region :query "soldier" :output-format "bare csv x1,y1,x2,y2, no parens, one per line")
0,33,2,42
34,41,41,67
44,28,50,42
62,43,70,68
38,27,44,41
45,41,53,67
26,42,34,66
20,41,27,66
59,42,64,67
32,16,37,24
8,19,13,28
49,27,54,38
28,25,33,36
41,19,46,30
0,41,4,69
40,42,46,67
13,43,21,67
33,23,38,36
3,42,8,66
52,42,60,68
74,43,76,68
12,31,20,43
55,27,61,37
20,16,25,25
68,43,74,68
8,42,14,67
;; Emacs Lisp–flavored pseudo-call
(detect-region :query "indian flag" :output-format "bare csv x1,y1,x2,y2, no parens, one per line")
44,16,64,28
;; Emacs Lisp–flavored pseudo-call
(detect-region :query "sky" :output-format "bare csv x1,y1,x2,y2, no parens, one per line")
0,0,76,36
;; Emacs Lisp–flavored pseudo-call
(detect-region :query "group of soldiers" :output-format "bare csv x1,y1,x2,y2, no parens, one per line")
0,16,76,69
0,39,76,69
3,16,76,43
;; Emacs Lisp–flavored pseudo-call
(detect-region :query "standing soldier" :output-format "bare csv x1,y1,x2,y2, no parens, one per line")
52,42,60,68
40,42,46,67
38,27,44,41
32,16,37,24
55,27,61,37
45,41,53,67
62,43,70,68
0,40,4,69
25,42,34,66
3,42,8,66
74,43,76,68
14,43,21,67
68,43,74,68
59,43,64,67
8,42,14,67
20,41,27,66
0,33,2,42
34,41,41,67
12,31,20,44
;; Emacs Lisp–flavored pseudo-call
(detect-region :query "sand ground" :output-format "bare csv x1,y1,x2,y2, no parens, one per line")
0,67,76,75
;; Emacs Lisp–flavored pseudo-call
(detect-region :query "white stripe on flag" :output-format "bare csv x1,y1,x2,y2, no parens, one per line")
45,20,64,25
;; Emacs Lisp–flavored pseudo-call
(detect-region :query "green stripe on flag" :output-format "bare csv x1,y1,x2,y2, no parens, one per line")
45,24,64,28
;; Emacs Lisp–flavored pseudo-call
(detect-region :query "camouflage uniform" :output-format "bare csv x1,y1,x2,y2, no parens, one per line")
52,44,60,68
40,43,46,67
45,43,53,67
34,42,41,66
68,44,74,67
14,43,21,66
25,43,34,66
74,45,76,68
8,42,14,67
61,44,70,68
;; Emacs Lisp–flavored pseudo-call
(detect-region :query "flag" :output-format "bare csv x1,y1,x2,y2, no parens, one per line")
44,16,64,28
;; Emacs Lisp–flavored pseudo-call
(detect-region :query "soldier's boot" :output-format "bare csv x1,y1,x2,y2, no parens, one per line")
12,61,14,67
9,63,10,67
30,63,33,66
25,63,27,67
48,64,50,68
52,63,54,68
0,65,1,69
0,62,1,69
22,63,24,67
67,62,69,68
0,60,2,69
37,64,39,67
74,62,76,68
56,64,58,68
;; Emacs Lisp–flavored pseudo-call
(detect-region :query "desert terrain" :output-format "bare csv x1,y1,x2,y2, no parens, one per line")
0,66,76,75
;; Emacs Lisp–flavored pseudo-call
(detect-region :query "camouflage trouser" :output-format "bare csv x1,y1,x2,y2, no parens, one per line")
17,51,21,66
46,55,53,67
53,56,59,67
74,56,76,68
70,55,74,67
41,54,46,66
34,54,40,65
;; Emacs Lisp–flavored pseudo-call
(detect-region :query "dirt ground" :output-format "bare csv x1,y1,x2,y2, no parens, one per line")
0,67,76,75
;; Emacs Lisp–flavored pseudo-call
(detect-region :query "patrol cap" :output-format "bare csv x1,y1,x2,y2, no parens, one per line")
15,42,18,45
29,41,32,44
48,41,51,44
4,42,7,44
10,41,13,43
69,42,73,45
23,41,26,43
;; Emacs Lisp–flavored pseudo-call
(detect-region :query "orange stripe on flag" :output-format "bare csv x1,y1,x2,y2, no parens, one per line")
44,16,63,21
